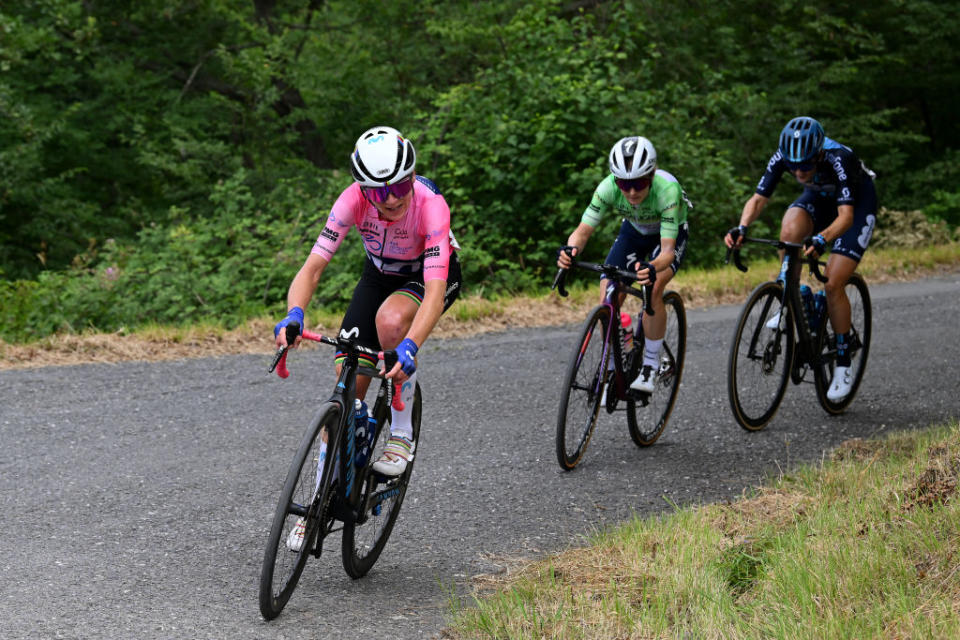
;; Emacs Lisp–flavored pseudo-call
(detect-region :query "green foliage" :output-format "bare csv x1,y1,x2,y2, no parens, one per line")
2,0,959,341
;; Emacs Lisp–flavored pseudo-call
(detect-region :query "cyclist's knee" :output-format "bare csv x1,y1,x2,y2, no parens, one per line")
781,208,812,241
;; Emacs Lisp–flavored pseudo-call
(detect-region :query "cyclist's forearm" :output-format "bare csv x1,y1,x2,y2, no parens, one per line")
739,194,769,227
819,205,854,243
287,254,328,311
566,222,595,253
403,279,445,348
650,238,676,272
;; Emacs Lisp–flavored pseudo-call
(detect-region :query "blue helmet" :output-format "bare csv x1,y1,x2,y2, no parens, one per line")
778,117,824,164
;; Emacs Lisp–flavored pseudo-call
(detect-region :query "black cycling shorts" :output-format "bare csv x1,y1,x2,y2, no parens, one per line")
604,219,689,275
337,253,462,367
789,178,878,262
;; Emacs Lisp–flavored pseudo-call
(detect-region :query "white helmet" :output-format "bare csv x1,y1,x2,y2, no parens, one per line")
350,126,416,186
608,136,657,179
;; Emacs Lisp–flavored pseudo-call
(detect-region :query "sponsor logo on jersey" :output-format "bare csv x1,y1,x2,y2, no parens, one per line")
320,227,340,242
361,231,382,251
831,155,847,181
424,246,441,259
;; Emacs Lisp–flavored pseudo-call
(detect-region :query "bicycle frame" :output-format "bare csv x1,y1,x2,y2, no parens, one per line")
270,329,402,527
554,260,654,403
728,237,829,375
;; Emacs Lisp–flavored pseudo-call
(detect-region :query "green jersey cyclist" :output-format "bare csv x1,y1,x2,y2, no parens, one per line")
724,116,877,401
557,136,691,393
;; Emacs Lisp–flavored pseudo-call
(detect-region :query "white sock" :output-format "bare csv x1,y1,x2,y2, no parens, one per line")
314,441,328,493
390,370,417,440
643,338,663,368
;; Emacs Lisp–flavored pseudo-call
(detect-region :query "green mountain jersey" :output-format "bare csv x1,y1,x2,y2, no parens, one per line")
580,170,691,239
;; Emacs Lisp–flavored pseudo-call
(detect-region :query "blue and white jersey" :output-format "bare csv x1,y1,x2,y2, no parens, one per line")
756,138,876,205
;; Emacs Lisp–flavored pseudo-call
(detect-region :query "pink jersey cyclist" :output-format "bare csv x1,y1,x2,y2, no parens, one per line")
311,175,459,281
274,126,462,483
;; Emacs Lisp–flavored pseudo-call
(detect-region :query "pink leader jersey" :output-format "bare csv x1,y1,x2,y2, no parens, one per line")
310,176,459,281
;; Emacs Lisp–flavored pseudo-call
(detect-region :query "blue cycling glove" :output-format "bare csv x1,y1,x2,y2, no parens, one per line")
396,338,419,376
274,306,304,338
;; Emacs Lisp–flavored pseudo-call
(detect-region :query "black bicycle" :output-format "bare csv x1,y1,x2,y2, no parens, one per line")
552,258,687,470
726,237,872,430
258,326,421,620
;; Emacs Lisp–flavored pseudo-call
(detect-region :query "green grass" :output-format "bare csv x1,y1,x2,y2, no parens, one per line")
447,421,960,639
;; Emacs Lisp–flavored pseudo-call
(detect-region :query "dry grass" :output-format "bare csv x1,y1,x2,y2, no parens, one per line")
447,422,960,639
2,242,958,370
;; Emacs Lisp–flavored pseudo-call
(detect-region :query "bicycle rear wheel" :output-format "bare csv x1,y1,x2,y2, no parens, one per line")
728,282,795,431
259,402,341,620
556,305,610,470
815,273,872,414
627,291,687,446
341,383,422,578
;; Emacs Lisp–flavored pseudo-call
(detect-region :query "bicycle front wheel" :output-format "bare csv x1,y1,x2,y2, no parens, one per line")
728,282,795,431
815,273,872,414
259,402,341,620
627,291,687,446
341,384,422,578
556,305,610,470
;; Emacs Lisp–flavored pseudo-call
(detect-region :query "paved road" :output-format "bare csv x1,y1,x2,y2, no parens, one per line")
1,274,958,639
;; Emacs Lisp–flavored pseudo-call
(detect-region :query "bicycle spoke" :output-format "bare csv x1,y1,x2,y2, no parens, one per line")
556,306,608,470
728,283,793,430
627,291,686,446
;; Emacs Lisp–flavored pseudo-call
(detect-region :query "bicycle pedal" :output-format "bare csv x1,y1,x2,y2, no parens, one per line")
626,388,652,405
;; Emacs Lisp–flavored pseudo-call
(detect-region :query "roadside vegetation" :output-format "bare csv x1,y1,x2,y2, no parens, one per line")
2,234,957,369
445,420,960,639
3,1,959,347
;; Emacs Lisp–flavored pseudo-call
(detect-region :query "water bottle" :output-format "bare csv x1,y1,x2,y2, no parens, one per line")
799,285,814,326
811,291,826,330
354,399,371,468
620,312,634,354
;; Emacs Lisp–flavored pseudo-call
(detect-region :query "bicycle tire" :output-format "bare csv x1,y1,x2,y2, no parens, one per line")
341,383,422,578
627,291,687,446
728,281,795,431
556,305,610,470
815,273,872,414
259,402,342,620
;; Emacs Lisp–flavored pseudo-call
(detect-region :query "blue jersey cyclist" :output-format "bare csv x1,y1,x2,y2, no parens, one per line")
724,116,878,401
557,136,691,393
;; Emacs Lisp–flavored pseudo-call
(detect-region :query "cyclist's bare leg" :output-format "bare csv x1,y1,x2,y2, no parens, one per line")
376,293,418,350
375,292,420,439
640,268,675,341
823,253,857,335
780,206,814,246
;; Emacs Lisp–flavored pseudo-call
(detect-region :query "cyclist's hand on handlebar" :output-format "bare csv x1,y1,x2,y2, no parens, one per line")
724,224,748,249
803,233,827,258
384,337,418,381
635,261,657,286
274,306,304,348
556,245,578,269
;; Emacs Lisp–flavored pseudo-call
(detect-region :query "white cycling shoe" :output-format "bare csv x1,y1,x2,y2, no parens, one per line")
765,311,782,330
629,364,657,394
286,517,306,552
827,366,854,401
371,435,415,477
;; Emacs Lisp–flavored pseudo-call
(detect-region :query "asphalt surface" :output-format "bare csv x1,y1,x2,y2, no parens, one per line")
1,273,958,639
